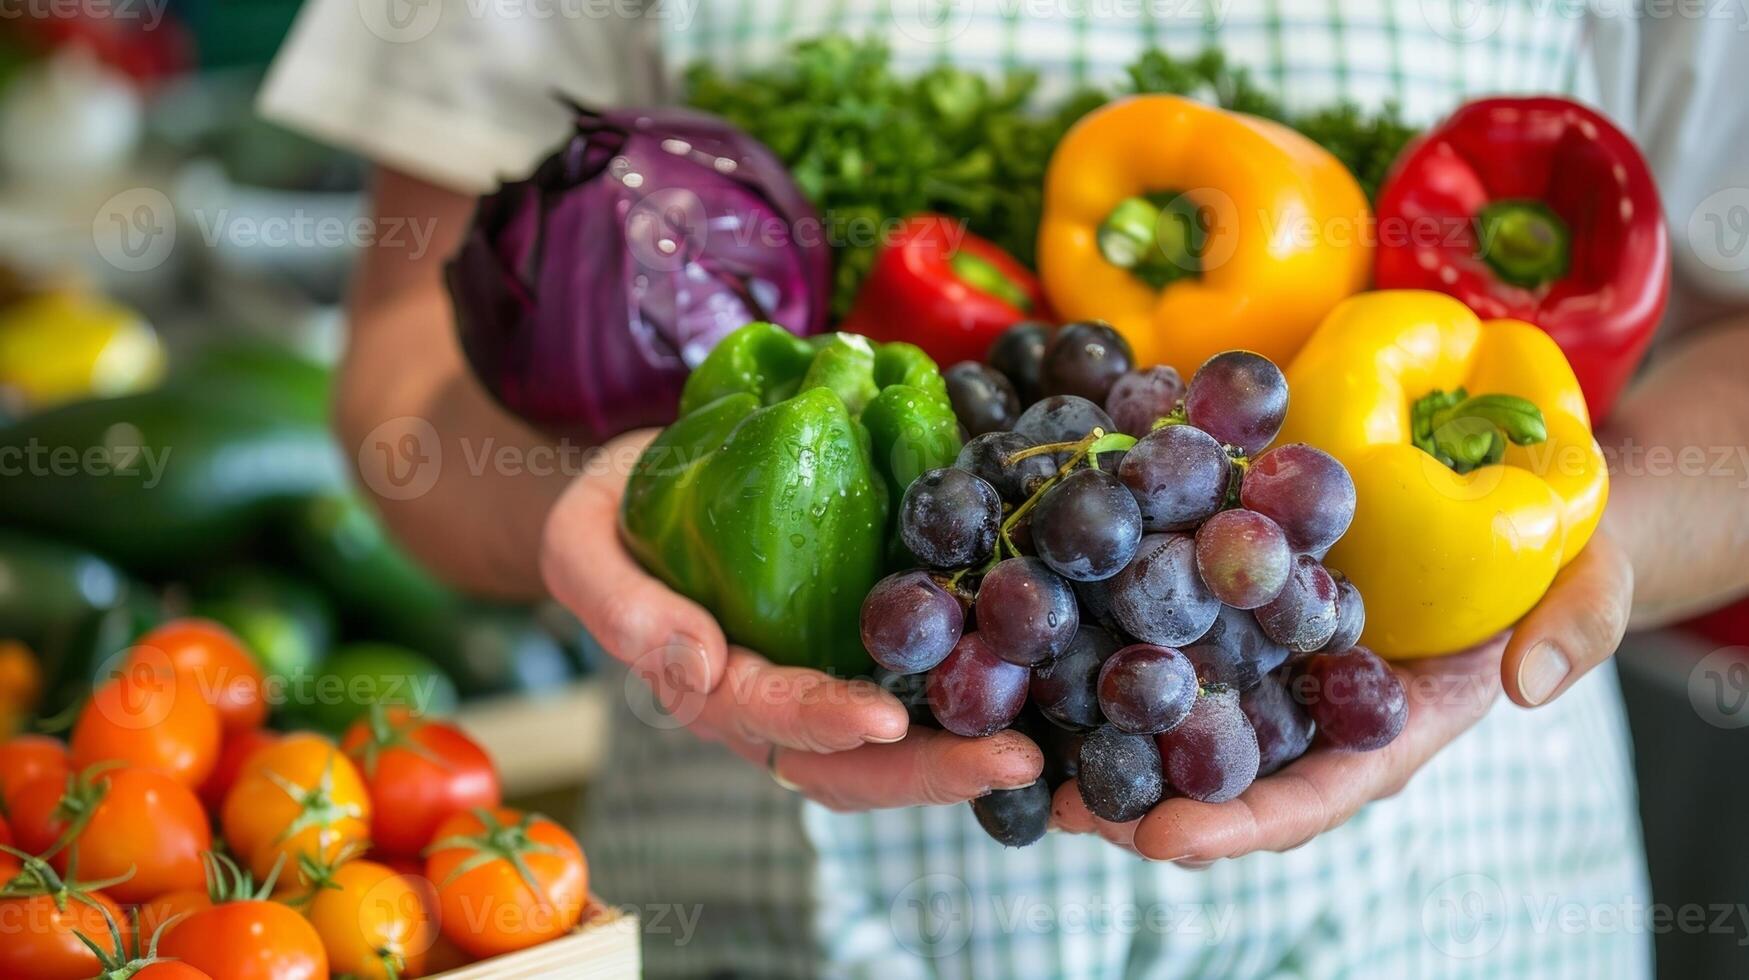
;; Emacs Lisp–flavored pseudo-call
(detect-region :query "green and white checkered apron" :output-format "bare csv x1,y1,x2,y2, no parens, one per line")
583,5,1651,977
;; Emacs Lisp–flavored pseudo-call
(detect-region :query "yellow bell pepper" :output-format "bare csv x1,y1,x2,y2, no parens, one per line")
1280,291,1608,659
1037,95,1372,374
0,290,164,411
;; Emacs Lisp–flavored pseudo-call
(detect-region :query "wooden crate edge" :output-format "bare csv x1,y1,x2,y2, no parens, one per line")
427,900,640,979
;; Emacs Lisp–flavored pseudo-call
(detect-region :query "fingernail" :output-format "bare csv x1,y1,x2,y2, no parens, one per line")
996,776,1040,791
866,731,908,744
660,635,711,694
1518,641,1570,705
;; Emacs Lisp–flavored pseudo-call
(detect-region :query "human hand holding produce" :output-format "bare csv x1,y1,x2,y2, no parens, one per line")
1056,528,1633,861
620,322,962,673
853,321,1413,847
544,429,1045,810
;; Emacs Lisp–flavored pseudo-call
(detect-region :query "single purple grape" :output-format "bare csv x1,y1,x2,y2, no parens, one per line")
1077,724,1164,822
1013,395,1116,452
1032,468,1143,582
1108,533,1221,647
955,431,1057,503
1185,351,1288,455
1097,643,1200,735
1255,555,1340,653
945,361,1022,436
1105,365,1186,437
899,467,1003,568
926,631,1030,737
1295,646,1406,751
1193,508,1292,609
1157,688,1260,803
1240,443,1356,554
987,321,1051,405
1041,321,1134,404
1182,605,1290,692
975,557,1080,666
1117,425,1231,532
860,570,965,674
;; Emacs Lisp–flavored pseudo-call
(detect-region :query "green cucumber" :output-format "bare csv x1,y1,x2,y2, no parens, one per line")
0,386,345,572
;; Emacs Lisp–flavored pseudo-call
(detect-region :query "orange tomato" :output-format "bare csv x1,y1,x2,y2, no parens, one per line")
159,898,329,980
7,766,210,903
126,619,266,734
306,859,436,979
0,734,70,814
198,727,280,815
0,888,127,980
340,707,500,859
425,807,587,959
221,733,371,881
71,666,220,787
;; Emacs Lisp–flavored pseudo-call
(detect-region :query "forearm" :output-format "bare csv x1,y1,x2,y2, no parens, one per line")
338,169,567,600
1601,318,1749,628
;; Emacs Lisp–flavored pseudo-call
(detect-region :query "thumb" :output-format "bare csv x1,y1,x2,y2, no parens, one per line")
541,432,728,702
1501,530,1633,708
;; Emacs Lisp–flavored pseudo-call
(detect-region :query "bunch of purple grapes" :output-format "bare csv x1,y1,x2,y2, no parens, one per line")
861,321,1409,848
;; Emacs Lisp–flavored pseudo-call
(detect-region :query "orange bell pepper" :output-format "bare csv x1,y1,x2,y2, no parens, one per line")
1037,95,1372,373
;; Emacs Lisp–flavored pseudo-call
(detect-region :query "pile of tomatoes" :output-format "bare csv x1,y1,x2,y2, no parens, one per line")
0,618,590,980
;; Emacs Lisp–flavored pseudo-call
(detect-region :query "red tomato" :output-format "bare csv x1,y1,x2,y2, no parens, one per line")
340,708,501,859
198,727,280,814
7,766,210,903
126,619,267,734
425,807,588,959
0,888,127,980
0,811,11,850
159,899,329,980
71,665,220,787
0,735,70,814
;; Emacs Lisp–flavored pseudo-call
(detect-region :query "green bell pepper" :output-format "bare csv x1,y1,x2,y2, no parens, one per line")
620,322,961,674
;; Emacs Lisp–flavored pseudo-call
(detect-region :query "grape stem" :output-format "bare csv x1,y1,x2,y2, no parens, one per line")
947,429,1108,588
996,429,1106,557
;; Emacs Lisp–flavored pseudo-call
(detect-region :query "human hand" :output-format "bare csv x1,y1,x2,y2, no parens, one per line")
1051,530,1633,861
540,430,1042,809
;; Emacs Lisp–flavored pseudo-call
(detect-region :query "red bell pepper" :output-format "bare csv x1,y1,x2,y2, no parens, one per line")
1374,97,1669,423
841,214,1049,366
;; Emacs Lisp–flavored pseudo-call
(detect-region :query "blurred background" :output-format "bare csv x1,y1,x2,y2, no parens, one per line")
0,6,1744,976
0,2,605,825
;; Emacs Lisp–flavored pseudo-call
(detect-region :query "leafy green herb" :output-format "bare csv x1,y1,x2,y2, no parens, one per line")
685,37,1418,316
